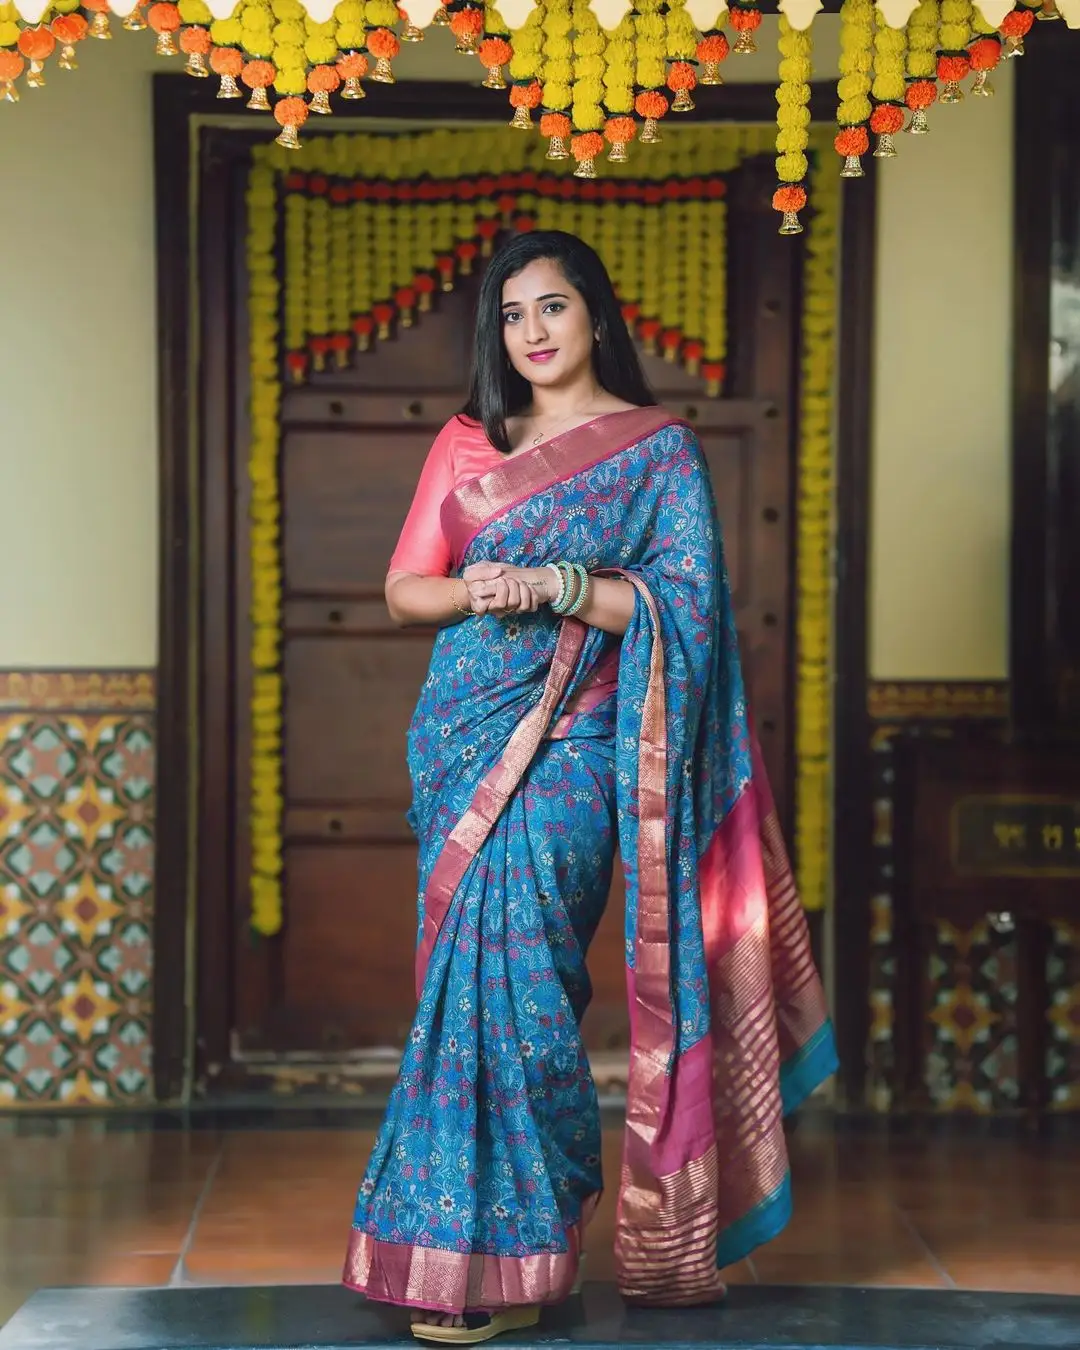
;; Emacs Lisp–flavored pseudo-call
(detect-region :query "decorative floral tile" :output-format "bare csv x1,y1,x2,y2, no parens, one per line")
0,707,154,1106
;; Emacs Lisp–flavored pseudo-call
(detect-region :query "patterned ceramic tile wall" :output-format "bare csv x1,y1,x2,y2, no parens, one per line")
865,683,1080,1113
0,673,155,1106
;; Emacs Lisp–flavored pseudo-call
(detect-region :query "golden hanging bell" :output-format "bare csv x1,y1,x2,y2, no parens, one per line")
454,32,479,53
732,28,757,54
640,116,661,144
778,210,803,236
607,140,629,163
482,64,506,89
402,20,423,38
545,134,569,160
309,89,332,114
217,72,242,98
89,9,112,37
873,131,897,158
335,346,350,370
939,79,963,104
26,59,46,88
905,107,930,134
155,29,179,56
971,70,994,96
699,61,723,85
418,291,432,313
58,43,78,70
247,85,271,110
573,156,597,180
341,76,365,98
1004,33,1024,55
275,123,302,150
371,56,394,82
433,3,449,20
1,78,19,102
671,87,694,112
185,51,209,77
509,104,532,129
356,331,371,352
123,6,146,29
840,154,864,179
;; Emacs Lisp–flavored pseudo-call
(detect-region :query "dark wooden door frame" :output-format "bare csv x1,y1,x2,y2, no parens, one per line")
151,73,876,1106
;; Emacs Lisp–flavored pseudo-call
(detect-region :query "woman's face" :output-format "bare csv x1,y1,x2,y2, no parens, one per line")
500,257,596,392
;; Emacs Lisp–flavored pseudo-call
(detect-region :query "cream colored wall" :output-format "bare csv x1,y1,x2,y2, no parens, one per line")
0,36,160,668
0,21,1011,678
869,64,1014,680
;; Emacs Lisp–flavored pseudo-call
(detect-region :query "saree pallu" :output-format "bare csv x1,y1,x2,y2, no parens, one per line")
344,406,838,1313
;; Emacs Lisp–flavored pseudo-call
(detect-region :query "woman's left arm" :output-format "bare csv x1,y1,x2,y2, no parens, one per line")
567,575,637,636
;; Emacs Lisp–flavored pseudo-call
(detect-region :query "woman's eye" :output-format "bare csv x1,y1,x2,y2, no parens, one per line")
544,303,565,315
503,311,522,324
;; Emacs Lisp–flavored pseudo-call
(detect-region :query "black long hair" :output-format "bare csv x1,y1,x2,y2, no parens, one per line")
460,230,656,454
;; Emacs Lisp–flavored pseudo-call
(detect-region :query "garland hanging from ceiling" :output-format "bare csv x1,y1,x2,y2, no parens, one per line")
243,123,839,938
0,0,1072,233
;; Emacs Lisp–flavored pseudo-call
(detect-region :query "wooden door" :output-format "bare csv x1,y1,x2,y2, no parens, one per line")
207,157,800,1088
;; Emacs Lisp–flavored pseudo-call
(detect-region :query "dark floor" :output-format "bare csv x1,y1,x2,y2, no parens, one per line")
3,1114,1080,1330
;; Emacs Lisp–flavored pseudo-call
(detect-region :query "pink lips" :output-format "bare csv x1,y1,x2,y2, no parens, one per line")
527,349,558,363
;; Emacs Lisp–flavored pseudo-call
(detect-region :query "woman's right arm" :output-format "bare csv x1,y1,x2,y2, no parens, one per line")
385,571,472,628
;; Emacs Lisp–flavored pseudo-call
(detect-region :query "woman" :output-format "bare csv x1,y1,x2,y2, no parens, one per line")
343,230,837,1345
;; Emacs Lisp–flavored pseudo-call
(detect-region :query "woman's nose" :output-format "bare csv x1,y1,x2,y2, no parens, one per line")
524,307,548,343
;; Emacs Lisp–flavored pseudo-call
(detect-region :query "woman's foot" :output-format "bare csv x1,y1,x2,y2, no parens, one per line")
409,1306,540,1344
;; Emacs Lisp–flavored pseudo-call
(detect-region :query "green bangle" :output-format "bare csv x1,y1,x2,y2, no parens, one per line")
564,563,590,617
551,560,578,615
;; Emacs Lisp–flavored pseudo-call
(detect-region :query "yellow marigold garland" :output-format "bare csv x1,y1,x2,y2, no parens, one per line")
507,0,543,128
795,136,839,920
570,0,604,176
306,183,331,366
633,0,668,143
773,14,812,235
330,181,353,361
869,20,906,159
664,0,697,111
247,160,286,939
271,0,306,94
904,0,938,134
284,184,308,380
602,13,636,160
937,0,973,103
539,0,573,159
835,0,873,178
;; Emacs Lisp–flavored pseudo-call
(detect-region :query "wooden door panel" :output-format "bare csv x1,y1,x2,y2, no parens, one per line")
277,843,418,1050
284,635,430,806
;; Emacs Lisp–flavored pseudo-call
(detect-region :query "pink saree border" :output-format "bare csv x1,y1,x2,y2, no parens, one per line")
442,406,681,568
344,1202,595,1313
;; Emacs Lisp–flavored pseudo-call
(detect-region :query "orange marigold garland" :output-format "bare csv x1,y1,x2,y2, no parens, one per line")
17,25,55,86
0,48,24,101
148,1,181,55
968,8,1001,95
604,115,636,163
999,2,1035,56
835,0,873,178
366,18,400,81
337,49,367,97
696,28,729,86
180,23,212,76
243,58,276,109
479,33,512,89
210,42,244,96
82,0,113,40
729,0,761,56
448,0,483,55
508,79,542,127
774,15,812,236
571,130,604,179
51,12,88,69
936,0,972,104
540,111,572,160
506,0,543,127
665,0,697,110
274,92,308,148
307,58,340,110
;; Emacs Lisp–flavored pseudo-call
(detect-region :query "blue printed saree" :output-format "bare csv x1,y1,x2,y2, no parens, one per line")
343,406,837,1312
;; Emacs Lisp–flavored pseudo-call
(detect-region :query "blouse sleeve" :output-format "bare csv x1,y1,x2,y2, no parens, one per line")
388,420,458,577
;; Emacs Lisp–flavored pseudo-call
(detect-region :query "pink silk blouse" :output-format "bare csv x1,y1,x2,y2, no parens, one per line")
388,416,506,578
